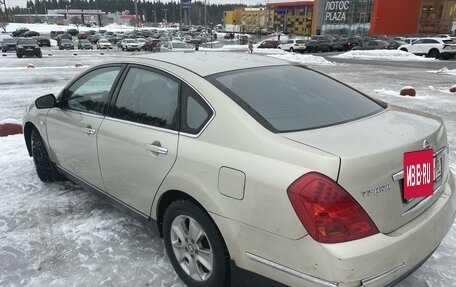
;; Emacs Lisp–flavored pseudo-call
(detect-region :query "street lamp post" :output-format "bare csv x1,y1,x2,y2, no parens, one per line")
163,8,168,26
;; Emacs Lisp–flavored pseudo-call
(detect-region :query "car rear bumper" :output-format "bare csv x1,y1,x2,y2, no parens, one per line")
213,170,456,287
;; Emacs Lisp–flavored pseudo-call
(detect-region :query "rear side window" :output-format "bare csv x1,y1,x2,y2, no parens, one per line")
208,66,383,133
180,84,212,135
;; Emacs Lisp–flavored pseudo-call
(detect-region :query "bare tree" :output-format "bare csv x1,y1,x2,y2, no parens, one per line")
0,0,8,33
70,16,83,31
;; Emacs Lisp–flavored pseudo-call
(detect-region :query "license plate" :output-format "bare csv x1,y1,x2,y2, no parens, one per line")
26,48,33,51
403,149,434,199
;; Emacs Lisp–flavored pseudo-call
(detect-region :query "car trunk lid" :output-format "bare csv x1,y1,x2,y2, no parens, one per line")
281,106,449,234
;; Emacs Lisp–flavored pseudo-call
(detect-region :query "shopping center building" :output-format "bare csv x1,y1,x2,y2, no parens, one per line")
315,0,456,36
223,0,456,37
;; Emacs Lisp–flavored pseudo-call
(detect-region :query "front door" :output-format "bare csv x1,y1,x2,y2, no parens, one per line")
46,66,123,190
97,66,180,215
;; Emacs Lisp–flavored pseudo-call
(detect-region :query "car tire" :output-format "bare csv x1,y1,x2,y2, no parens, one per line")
289,47,294,52
37,52,42,58
17,54,22,58
428,49,440,59
31,128,65,182
163,200,230,287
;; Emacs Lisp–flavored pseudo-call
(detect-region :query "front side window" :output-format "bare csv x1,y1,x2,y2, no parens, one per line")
64,66,121,115
112,67,179,130
208,65,384,133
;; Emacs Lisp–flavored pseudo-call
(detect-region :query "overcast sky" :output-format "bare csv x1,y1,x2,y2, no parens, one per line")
5,0,268,8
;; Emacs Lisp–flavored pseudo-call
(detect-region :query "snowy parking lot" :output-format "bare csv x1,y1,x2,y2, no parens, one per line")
1,49,456,287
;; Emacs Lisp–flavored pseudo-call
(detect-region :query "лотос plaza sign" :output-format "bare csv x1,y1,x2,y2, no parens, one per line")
325,0,350,21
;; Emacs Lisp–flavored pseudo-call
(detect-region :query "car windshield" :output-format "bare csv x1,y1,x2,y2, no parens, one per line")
17,39,36,44
3,38,16,43
61,39,72,43
81,40,90,43
99,39,109,43
208,66,384,132
126,39,137,43
296,40,307,44
172,42,192,48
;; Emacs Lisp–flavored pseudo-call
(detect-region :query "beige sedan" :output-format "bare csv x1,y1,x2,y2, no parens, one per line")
23,53,456,287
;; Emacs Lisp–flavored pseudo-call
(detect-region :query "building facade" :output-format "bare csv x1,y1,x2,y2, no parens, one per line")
315,0,456,36
224,0,456,37
267,0,314,36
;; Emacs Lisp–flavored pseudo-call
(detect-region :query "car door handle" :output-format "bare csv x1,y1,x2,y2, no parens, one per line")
81,127,96,135
145,142,168,155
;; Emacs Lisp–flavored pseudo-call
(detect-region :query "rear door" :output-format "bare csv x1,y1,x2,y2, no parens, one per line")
97,65,180,215
46,65,124,190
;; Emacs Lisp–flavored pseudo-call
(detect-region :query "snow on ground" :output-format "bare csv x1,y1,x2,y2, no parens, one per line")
268,53,335,65
0,49,456,287
333,50,438,62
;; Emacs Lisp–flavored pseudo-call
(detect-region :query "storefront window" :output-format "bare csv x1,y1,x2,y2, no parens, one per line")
318,0,374,36
419,0,456,34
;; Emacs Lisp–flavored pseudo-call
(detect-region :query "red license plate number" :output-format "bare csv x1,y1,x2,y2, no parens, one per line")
403,149,434,199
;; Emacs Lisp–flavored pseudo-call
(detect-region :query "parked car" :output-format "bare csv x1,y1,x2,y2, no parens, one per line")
50,30,65,39
78,39,93,50
277,39,307,52
78,32,89,40
120,38,141,51
305,39,331,52
23,52,456,287
387,40,407,50
96,38,113,49
160,40,194,52
136,37,146,49
65,28,79,36
1,38,17,52
398,37,456,59
143,38,161,51
36,36,51,47
56,33,73,45
12,27,29,37
346,36,364,50
16,38,41,58
257,40,280,49
23,31,40,37
352,40,392,50
58,39,75,50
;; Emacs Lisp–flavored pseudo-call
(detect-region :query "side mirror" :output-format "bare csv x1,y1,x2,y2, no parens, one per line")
35,93,56,109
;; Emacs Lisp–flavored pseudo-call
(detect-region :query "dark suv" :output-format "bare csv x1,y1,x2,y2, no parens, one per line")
16,38,42,58
1,38,18,52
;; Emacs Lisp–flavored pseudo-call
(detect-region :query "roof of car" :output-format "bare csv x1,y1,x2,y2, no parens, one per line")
130,52,289,77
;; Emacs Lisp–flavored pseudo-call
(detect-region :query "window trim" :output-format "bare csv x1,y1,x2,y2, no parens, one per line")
57,64,126,116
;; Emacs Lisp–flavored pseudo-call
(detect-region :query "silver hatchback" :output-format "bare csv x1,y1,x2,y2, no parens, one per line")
23,53,456,287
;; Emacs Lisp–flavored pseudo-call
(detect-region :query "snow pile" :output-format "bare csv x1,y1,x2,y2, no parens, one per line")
333,50,437,62
0,119,21,125
6,22,178,34
268,53,335,65
429,67,456,76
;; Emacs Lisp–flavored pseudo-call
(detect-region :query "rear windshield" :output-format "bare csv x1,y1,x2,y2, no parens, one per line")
17,39,36,44
208,66,384,133
296,40,307,44
3,38,16,43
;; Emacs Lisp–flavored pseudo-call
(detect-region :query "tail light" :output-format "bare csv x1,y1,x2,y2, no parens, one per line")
287,172,378,243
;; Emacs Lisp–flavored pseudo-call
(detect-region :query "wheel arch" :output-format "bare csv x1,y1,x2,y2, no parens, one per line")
23,121,37,156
